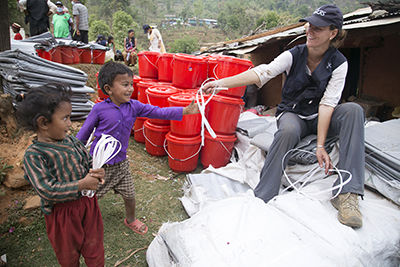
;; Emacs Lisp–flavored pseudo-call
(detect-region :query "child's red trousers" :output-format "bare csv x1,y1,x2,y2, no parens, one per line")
45,195,105,267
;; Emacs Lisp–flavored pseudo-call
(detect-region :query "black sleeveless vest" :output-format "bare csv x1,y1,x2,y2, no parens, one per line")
276,44,347,117
26,0,49,24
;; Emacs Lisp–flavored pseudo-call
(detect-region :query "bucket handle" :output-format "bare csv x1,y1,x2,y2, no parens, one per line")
163,138,201,162
143,53,158,69
142,126,165,148
60,48,74,59
146,93,152,105
170,57,175,69
219,140,233,156
92,50,104,59
213,63,219,80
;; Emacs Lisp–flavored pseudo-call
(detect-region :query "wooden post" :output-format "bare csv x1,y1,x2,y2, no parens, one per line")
0,0,11,52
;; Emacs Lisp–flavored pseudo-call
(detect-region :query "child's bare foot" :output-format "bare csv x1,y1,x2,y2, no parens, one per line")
124,218,148,235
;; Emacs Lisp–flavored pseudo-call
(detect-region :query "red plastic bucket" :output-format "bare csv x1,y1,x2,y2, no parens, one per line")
95,97,105,104
208,55,253,98
206,94,244,135
93,49,106,65
138,51,159,79
72,47,79,64
50,47,62,63
78,48,91,64
157,53,174,82
59,46,74,65
165,132,201,172
137,80,158,104
144,120,170,156
133,117,147,143
200,131,237,169
172,54,207,89
168,92,203,136
97,88,109,99
95,71,100,89
131,75,142,99
146,86,179,125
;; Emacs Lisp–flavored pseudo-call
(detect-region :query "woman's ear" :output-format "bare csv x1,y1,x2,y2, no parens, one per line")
104,84,112,95
330,29,338,40
37,116,48,130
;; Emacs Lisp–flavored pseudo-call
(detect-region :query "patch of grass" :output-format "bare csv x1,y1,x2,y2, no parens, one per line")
0,158,13,184
0,136,203,266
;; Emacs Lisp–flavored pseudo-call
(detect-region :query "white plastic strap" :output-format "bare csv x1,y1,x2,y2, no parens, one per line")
197,78,229,146
143,53,158,69
280,148,352,201
81,134,122,198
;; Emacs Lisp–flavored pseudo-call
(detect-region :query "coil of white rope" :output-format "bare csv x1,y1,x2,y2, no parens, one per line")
197,78,228,146
81,133,122,198
279,148,352,201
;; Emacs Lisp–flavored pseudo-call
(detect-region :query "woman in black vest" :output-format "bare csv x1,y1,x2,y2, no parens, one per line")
202,4,364,228
122,29,137,66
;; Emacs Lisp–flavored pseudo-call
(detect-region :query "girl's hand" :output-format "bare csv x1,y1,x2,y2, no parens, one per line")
89,168,105,185
183,100,199,115
78,169,105,191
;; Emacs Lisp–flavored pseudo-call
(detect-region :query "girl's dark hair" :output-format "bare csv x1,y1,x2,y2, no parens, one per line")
128,29,135,34
107,36,114,43
330,26,347,48
15,83,73,132
98,61,133,95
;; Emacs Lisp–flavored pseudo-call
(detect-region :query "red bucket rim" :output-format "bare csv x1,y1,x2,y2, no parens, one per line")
166,132,201,144
204,131,237,142
138,51,160,56
144,120,171,131
146,86,179,96
211,94,245,105
173,53,206,63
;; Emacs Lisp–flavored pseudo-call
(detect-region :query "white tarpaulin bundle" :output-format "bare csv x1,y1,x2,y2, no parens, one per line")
0,49,94,120
364,119,400,205
147,176,400,267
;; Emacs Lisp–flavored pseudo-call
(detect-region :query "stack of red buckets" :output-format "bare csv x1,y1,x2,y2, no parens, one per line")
107,51,253,172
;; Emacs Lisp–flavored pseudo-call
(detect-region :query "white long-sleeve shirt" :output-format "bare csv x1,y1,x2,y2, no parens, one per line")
252,50,348,110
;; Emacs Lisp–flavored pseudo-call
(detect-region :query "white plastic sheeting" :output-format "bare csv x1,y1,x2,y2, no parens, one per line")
147,176,400,267
0,49,94,120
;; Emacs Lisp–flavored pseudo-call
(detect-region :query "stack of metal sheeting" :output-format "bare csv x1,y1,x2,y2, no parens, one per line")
365,119,400,202
0,49,94,120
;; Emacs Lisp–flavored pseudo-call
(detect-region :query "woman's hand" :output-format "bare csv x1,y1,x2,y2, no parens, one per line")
316,147,332,175
78,168,105,191
201,80,220,94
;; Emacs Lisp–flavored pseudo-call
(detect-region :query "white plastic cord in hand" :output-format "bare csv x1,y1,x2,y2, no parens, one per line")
85,127,96,148
280,148,352,201
81,134,122,198
197,78,229,146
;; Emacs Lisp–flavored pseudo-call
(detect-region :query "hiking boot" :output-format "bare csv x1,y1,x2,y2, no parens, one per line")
331,192,363,228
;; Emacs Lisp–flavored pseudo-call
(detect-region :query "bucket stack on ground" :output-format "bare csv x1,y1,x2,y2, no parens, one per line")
132,51,253,172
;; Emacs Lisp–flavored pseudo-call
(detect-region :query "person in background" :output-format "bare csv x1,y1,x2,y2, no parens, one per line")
122,29,137,66
18,0,55,36
96,34,107,46
71,0,89,43
25,33,30,39
202,4,364,228
142,24,166,53
12,23,23,40
105,36,116,62
16,83,105,266
52,1,73,39
76,62,198,235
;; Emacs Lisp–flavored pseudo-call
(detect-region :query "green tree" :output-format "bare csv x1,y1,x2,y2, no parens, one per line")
179,0,193,28
169,36,199,54
112,10,139,51
255,10,280,30
89,20,110,43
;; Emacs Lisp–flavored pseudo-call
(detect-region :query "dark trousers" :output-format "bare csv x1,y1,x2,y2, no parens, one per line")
45,196,104,267
73,30,89,43
29,20,49,36
254,102,366,203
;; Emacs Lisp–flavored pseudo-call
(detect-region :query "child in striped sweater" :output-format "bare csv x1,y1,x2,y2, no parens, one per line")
16,83,106,267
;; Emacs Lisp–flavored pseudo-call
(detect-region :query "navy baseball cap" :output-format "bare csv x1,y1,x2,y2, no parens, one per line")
143,24,150,34
300,4,343,30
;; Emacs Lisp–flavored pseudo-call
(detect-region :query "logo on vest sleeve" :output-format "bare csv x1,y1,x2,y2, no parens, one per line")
326,62,332,69
314,8,326,16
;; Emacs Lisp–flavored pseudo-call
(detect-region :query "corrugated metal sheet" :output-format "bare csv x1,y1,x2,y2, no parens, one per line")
202,6,400,55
